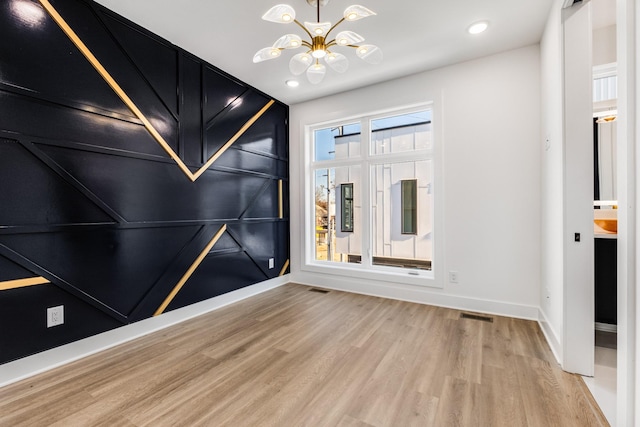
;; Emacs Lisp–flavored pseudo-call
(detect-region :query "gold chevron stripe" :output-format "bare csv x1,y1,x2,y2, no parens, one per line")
154,224,227,316
279,259,290,276
278,179,283,219
0,277,50,291
192,100,275,180
38,0,274,182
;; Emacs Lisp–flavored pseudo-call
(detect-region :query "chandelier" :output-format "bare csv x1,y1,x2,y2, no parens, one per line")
253,0,382,84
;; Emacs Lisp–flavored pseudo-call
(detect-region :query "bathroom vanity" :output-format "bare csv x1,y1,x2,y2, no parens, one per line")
594,223,616,326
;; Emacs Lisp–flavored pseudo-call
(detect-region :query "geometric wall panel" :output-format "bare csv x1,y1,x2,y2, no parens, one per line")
0,1,132,120
100,13,179,117
0,284,123,363
36,144,274,222
0,0,289,364
166,250,270,312
0,255,39,283
0,226,202,317
0,138,116,226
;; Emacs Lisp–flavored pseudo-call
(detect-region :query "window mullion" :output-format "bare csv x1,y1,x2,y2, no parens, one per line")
360,117,372,268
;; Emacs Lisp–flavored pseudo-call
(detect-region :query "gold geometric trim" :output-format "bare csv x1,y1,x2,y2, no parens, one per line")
0,277,50,291
279,259,290,276
154,224,227,316
278,179,283,219
191,100,274,181
38,0,274,182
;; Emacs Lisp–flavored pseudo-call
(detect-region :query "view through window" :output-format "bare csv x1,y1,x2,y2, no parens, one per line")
312,108,433,271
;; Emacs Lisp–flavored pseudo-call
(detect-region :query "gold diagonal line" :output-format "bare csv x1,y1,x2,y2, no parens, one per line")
192,100,275,180
38,0,274,182
38,0,194,179
279,259,290,277
154,224,227,316
0,277,50,291
278,179,283,219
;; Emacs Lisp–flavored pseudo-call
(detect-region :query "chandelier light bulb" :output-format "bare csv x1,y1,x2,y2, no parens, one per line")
262,5,297,24
358,47,367,55
343,5,376,21
312,48,327,59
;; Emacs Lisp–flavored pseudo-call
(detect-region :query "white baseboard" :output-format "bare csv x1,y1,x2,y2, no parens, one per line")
538,308,562,365
0,276,288,388
292,271,540,321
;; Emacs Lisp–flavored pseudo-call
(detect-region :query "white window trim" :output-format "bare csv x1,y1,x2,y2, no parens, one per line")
302,102,444,288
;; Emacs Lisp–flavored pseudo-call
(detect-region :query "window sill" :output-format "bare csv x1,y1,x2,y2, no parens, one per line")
301,261,442,289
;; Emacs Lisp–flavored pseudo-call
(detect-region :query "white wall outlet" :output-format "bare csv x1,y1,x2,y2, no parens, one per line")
47,305,64,328
268,258,275,269
449,271,459,284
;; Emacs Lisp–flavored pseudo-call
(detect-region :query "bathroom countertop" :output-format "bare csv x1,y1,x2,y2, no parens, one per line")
594,224,617,239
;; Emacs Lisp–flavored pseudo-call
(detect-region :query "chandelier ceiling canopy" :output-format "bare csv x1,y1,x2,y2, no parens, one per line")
253,0,382,85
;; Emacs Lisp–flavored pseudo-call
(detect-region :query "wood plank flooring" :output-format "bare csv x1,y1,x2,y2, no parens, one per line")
0,283,608,426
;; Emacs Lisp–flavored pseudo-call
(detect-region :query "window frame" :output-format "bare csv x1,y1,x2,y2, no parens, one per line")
303,102,442,288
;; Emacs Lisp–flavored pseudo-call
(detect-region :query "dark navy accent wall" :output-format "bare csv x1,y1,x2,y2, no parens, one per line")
0,0,289,364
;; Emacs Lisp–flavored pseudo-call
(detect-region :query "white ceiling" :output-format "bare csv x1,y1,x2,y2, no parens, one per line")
93,0,555,105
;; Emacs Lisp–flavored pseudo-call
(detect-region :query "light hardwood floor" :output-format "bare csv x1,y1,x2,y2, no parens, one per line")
0,283,608,426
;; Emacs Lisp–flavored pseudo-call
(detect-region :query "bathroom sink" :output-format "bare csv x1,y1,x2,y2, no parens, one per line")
594,218,617,233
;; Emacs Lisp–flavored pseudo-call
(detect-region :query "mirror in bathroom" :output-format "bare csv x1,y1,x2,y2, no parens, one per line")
593,62,617,204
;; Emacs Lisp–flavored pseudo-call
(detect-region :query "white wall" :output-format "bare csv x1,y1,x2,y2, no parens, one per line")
593,24,617,66
539,0,565,363
290,45,542,319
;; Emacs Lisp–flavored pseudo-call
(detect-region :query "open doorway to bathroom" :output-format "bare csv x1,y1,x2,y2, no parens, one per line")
584,0,617,423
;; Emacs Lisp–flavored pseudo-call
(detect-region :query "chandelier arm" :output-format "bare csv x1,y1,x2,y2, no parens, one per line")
326,40,337,48
325,17,346,39
294,19,313,39
301,41,313,49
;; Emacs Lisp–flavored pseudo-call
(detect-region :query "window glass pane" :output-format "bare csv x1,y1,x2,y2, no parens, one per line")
371,160,432,270
371,110,432,154
314,166,361,263
401,180,417,234
593,75,617,102
314,123,361,161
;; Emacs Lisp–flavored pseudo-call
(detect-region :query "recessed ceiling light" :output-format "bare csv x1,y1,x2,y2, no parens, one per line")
286,79,299,88
468,21,489,35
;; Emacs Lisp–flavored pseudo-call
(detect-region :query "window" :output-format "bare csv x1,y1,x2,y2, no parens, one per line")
341,183,354,232
401,179,417,234
309,106,434,277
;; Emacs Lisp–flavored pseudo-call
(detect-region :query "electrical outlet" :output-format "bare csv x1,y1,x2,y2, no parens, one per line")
449,271,459,284
47,305,64,328
268,258,275,269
